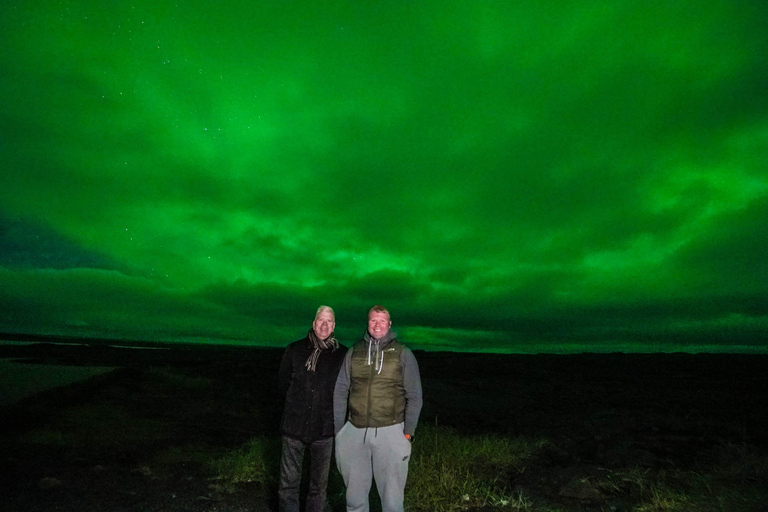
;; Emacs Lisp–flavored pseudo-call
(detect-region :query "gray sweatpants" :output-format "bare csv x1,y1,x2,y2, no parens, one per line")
335,422,412,512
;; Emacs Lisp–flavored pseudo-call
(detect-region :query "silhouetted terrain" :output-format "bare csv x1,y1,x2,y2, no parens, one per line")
2,342,767,511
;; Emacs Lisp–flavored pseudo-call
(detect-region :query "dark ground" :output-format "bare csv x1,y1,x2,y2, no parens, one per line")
2,342,767,511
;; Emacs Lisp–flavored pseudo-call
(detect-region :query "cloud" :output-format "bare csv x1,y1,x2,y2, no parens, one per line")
1,0,767,352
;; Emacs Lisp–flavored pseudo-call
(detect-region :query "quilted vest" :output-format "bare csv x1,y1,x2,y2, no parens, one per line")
347,339,406,428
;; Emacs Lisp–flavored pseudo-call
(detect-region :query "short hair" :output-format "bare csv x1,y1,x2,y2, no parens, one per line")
368,305,390,319
315,305,335,320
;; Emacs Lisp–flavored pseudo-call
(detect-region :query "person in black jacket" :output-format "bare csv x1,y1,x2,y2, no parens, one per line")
278,305,348,512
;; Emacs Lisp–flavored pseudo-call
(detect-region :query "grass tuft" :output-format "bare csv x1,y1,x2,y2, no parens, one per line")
212,436,280,492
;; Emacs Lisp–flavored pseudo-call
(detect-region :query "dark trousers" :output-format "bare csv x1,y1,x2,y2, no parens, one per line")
278,435,334,512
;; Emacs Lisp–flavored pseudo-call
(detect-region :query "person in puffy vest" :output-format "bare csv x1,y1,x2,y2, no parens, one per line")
278,306,348,512
333,305,423,512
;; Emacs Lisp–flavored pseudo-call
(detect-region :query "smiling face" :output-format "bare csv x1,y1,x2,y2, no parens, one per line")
312,310,335,340
367,310,391,339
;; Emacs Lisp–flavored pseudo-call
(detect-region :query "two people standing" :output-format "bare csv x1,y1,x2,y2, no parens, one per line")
278,305,423,512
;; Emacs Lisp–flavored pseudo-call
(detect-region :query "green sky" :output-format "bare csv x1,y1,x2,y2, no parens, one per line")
1,0,767,352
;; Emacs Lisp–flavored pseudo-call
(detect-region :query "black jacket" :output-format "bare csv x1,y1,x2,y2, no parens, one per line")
279,337,348,442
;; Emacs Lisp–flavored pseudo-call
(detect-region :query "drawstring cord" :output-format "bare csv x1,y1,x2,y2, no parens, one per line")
366,340,386,374
362,427,379,444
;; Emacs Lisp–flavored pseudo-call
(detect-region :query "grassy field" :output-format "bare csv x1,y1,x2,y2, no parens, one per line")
2,345,767,511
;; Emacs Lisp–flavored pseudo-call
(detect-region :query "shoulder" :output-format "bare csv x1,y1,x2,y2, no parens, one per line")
391,339,410,353
396,342,418,362
284,338,309,353
330,343,349,360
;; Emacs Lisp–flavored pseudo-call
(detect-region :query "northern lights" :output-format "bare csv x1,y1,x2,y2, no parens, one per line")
1,1,767,352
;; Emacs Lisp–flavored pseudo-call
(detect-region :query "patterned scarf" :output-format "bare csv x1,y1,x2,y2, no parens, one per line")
305,328,339,372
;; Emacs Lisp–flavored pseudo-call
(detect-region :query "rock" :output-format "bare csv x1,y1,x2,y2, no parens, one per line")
558,477,606,502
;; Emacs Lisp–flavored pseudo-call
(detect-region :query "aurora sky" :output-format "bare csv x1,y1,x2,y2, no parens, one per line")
1,1,767,353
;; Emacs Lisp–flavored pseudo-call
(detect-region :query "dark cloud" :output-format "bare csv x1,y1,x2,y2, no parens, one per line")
0,0,766,352
0,216,116,270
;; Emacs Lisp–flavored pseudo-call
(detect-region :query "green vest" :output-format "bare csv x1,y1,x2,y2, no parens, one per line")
348,339,406,428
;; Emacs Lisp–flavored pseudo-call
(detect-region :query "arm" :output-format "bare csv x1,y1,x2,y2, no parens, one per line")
278,345,292,398
401,348,423,436
333,347,353,434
